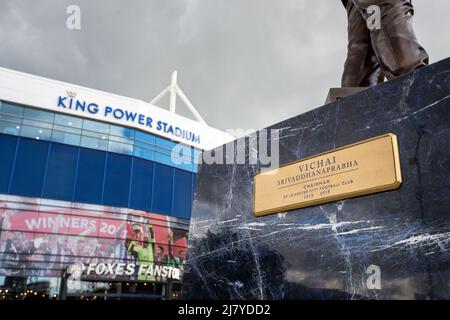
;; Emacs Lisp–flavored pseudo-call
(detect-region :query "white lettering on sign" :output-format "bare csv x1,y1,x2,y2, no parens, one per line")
83,262,182,280
57,95,201,145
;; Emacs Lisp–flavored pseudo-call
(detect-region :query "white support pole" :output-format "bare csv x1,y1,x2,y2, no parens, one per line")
169,71,178,113
176,87,207,125
150,71,208,125
150,86,170,105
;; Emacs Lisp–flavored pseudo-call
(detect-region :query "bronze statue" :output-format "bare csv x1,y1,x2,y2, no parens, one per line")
341,0,429,87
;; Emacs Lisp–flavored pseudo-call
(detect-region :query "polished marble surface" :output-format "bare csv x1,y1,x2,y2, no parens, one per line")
182,58,450,300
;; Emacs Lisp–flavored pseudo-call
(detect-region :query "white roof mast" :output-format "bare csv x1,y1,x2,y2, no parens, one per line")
150,71,207,125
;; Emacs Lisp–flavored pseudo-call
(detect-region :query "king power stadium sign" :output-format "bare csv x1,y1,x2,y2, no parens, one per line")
57,94,201,145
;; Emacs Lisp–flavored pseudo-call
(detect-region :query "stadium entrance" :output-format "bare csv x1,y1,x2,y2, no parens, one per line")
62,279,169,300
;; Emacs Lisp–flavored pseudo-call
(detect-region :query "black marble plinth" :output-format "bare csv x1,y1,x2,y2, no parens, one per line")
182,58,450,300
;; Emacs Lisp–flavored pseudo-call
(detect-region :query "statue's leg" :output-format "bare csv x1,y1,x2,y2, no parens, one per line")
351,0,429,80
342,0,384,87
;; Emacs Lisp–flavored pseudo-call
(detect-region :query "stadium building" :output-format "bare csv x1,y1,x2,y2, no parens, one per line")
0,67,232,300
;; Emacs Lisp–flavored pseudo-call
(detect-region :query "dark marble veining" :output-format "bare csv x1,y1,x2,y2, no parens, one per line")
182,58,450,300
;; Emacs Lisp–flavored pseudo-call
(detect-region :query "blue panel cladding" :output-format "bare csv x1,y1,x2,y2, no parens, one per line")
74,148,106,204
0,133,197,218
152,163,174,215
0,134,18,193
173,169,194,219
10,138,49,197
43,143,78,201
103,153,132,207
130,157,154,211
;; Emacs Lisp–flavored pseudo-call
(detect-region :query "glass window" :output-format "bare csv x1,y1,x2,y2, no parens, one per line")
0,116,22,136
155,136,175,155
20,125,52,141
108,125,134,154
80,135,108,151
192,148,201,173
134,131,156,160
193,148,202,164
108,140,133,155
22,108,54,129
51,128,81,146
52,115,82,146
82,119,109,134
155,150,175,167
109,125,134,139
81,120,109,151
133,145,155,161
154,137,178,167
54,114,83,129
0,102,24,136
134,130,156,146
165,144,194,171
0,101,203,165
172,144,193,164
52,124,82,135
2,275,63,299
0,102,24,117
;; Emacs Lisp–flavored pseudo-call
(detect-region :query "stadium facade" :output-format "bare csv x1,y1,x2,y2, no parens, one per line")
0,67,232,300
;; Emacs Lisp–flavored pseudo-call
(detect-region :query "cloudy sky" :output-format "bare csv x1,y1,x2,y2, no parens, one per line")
0,0,449,131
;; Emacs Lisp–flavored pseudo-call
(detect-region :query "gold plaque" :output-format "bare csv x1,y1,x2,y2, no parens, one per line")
254,133,402,216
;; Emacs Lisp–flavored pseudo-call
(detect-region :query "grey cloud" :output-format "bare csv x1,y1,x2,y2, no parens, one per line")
0,0,448,131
